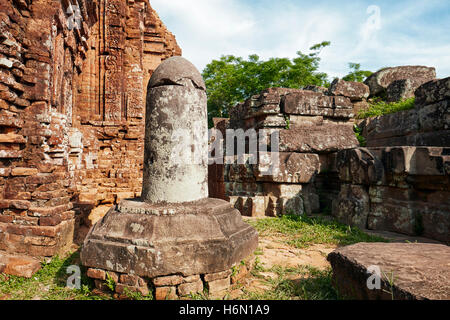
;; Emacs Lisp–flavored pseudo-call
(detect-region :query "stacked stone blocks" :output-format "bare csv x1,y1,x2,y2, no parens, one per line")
211,81,367,217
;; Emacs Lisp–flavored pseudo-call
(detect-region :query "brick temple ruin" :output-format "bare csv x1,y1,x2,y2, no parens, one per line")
0,0,448,300
0,0,180,260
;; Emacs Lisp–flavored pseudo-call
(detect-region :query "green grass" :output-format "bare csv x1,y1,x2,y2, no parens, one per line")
247,215,388,249
357,97,415,119
241,265,338,300
0,252,110,300
353,124,367,147
0,216,388,300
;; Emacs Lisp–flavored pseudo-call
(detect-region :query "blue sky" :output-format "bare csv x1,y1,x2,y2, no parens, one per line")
151,0,450,79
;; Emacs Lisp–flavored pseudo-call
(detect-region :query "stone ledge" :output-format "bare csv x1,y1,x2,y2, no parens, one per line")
327,243,450,300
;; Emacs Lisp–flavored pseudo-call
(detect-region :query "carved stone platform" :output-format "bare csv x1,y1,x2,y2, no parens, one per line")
80,198,258,280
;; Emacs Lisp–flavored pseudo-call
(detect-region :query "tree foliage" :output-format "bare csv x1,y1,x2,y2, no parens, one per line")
202,41,331,124
342,63,373,83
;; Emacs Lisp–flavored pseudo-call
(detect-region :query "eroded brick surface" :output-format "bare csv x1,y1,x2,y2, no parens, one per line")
0,0,180,260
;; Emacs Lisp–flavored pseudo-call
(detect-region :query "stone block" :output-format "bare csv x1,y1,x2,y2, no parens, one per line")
80,198,258,279
155,286,178,300
204,270,232,282
0,253,41,278
207,277,231,295
282,90,333,115
11,167,39,176
278,195,305,215
364,66,436,97
153,275,184,287
288,115,324,128
417,100,449,132
277,124,359,153
327,243,450,300
332,184,370,229
255,153,321,184
361,109,419,146
178,279,203,297
386,79,416,102
329,79,370,101
415,76,450,107
87,268,106,280
87,205,113,227
263,184,303,198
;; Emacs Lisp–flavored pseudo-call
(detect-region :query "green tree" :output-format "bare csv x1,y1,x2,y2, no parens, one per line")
342,63,373,83
202,41,331,125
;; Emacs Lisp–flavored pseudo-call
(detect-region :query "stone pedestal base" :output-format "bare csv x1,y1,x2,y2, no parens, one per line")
81,198,258,298
88,255,255,300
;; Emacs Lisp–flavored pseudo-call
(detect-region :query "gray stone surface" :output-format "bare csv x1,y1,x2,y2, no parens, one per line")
386,79,415,102
359,99,449,147
282,90,354,118
277,124,359,153
415,76,450,107
364,66,436,97
142,56,208,204
82,57,259,282
328,78,370,101
149,56,206,90
81,198,258,278
334,147,450,242
328,243,450,300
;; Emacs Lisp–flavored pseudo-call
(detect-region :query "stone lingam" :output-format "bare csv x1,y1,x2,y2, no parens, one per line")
80,57,258,299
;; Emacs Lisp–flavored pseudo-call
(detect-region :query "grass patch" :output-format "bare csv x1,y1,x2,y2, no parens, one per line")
241,265,338,300
353,124,367,147
247,215,388,249
0,251,111,300
357,97,415,119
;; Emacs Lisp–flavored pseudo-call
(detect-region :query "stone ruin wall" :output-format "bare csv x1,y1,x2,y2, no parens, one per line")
210,69,449,243
209,82,367,217
0,0,181,258
335,77,450,243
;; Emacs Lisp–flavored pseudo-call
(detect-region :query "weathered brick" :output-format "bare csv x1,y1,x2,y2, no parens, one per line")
87,268,106,280
11,167,39,176
178,279,204,297
204,270,232,282
155,286,178,300
153,274,183,287
207,277,231,295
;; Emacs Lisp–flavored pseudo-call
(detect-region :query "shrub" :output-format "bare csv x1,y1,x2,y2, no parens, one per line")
357,97,415,119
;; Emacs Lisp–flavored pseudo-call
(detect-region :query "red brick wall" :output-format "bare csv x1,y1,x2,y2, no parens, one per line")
0,0,181,258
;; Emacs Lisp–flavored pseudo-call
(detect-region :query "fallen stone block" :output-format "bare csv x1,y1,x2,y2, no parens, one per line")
364,65,436,97
327,243,450,300
328,78,370,101
386,79,416,102
415,76,450,107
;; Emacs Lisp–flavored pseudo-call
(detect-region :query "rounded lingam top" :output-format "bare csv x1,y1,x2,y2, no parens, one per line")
148,56,206,90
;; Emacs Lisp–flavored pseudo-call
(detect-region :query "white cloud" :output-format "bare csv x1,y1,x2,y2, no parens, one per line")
151,0,450,79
